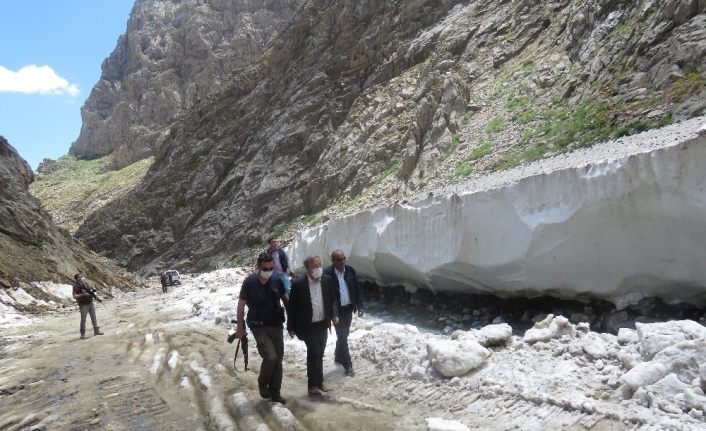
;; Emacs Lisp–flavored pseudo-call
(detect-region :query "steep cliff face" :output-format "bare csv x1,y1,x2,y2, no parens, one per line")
76,0,706,273
69,0,303,168
0,136,141,295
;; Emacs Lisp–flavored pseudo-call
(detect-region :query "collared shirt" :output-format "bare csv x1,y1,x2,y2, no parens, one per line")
335,267,351,306
308,275,324,322
270,248,283,275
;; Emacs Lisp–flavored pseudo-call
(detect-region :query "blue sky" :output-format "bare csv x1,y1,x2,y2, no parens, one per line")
0,0,134,169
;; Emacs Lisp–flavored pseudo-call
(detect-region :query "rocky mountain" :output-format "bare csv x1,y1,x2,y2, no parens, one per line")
69,0,304,169
75,0,706,274
0,136,142,299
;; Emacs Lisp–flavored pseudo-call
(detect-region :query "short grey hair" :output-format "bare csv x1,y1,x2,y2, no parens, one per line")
303,255,321,269
331,249,345,259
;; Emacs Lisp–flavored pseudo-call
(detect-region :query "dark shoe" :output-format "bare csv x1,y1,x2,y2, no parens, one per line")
94,327,104,335
270,394,286,404
319,384,334,392
259,383,271,399
80,333,87,340
344,366,355,377
308,386,322,396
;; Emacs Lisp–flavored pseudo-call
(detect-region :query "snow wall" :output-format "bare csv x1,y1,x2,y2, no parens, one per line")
290,117,706,308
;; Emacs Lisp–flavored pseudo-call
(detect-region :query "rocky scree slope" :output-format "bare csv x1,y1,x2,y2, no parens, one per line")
77,0,706,273
0,136,142,307
69,0,303,169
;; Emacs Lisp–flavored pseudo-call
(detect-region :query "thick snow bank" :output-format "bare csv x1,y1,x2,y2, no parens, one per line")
290,117,706,307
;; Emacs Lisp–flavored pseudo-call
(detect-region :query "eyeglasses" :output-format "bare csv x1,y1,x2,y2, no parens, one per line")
333,256,346,262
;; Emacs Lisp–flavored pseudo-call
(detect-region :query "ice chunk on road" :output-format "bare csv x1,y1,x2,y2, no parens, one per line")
620,361,667,390
636,320,706,360
523,315,576,344
427,338,490,377
426,417,470,431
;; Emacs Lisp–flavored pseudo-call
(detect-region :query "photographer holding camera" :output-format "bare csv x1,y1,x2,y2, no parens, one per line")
72,273,104,339
235,252,289,404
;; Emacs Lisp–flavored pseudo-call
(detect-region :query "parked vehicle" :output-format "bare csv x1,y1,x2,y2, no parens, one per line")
164,270,181,286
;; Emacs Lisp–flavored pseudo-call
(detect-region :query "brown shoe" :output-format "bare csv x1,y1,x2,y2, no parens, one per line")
308,386,322,396
319,384,334,392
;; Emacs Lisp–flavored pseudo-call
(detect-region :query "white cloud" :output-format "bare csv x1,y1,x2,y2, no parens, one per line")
0,65,79,96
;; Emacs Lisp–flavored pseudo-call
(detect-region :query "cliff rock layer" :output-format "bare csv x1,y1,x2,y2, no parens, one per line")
0,136,141,295
69,0,303,168
76,0,706,273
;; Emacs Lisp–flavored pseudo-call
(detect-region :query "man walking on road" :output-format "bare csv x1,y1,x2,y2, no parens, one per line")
266,237,292,294
324,250,364,377
287,256,339,396
235,253,288,404
72,273,103,339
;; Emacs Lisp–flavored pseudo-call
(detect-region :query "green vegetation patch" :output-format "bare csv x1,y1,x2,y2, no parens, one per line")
452,139,493,179
486,116,507,134
30,155,153,233
666,72,704,103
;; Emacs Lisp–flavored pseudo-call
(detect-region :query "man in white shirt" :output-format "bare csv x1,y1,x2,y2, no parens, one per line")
324,250,365,376
287,256,339,396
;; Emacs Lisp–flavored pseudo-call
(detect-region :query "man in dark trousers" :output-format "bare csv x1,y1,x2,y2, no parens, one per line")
72,273,104,339
324,249,364,377
265,237,291,294
160,273,168,293
287,255,339,396
236,252,288,404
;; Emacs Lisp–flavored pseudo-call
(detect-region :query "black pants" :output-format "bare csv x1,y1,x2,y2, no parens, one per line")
334,306,354,367
161,283,167,293
299,321,328,388
251,326,284,396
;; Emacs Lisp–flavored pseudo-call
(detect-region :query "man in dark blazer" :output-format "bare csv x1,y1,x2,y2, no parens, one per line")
287,255,339,396
324,249,364,376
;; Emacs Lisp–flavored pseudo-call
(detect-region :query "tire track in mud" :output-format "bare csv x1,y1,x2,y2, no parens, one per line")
124,317,308,431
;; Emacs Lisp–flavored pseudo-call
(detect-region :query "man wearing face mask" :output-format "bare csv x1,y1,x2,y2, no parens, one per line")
287,255,339,396
236,252,288,404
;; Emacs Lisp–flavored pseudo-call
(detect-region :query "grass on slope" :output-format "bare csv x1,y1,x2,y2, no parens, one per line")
30,155,153,234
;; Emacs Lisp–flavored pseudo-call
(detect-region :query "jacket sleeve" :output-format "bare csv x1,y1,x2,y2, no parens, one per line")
281,248,290,273
351,266,364,308
328,278,339,319
286,280,297,332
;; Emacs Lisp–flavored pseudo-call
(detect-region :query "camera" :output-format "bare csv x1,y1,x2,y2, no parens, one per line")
227,319,239,343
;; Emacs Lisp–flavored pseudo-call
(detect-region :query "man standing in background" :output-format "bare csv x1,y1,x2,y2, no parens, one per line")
266,237,291,294
324,250,364,377
287,256,339,396
72,273,103,339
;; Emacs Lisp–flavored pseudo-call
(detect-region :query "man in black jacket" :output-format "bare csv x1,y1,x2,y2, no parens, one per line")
236,252,288,404
287,255,339,396
324,249,364,377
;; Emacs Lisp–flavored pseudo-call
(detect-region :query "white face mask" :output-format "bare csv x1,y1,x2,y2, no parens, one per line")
310,267,323,279
259,270,273,280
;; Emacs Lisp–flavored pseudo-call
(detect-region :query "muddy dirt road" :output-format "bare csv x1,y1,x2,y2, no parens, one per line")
0,278,420,430
2,270,697,430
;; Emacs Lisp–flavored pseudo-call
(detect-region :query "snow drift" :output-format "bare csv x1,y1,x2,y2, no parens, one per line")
290,117,706,307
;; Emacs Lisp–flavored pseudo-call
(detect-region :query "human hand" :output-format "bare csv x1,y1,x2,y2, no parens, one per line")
235,327,246,340
358,308,365,317
332,316,339,325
